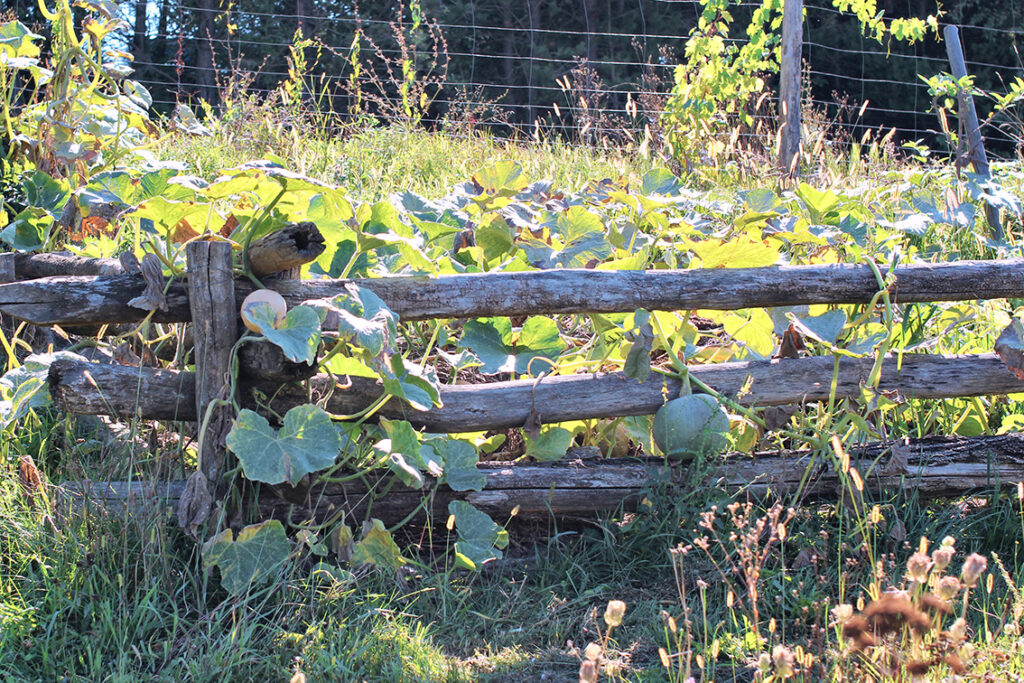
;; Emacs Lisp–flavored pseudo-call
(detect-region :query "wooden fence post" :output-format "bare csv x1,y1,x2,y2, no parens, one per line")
186,241,237,493
943,24,1002,239
778,0,803,175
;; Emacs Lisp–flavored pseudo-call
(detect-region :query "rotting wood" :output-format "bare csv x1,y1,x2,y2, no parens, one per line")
48,353,1024,432
14,252,123,279
57,434,1024,525
247,221,325,277
5,259,1024,326
186,242,237,488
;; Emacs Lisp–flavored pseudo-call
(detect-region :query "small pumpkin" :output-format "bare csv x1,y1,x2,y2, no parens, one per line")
240,289,287,332
652,393,730,461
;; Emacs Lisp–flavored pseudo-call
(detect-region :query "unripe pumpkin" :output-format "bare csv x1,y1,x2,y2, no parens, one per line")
652,393,730,461
240,289,287,332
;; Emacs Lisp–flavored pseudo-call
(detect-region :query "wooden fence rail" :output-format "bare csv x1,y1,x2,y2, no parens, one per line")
60,434,1024,524
4,258,1024,326
48,353,1024,432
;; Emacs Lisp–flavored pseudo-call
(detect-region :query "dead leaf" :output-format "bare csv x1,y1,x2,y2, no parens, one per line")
112,342,141,366
763,405,798,431
882,439,910,476
220,214,240,237
523,404,542,441
127,253,168,312
777,323,805,359
18,455,45,507
78,215,109,238
792,547,821,569
169,218,200,243
995,319,1024,380
118,251,142,275
452,228,475,252
176,470,212,534
887,514,907,544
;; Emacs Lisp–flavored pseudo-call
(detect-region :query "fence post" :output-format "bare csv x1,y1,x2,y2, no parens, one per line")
778,0,803,175
186,241,237,494
943,24,1002,239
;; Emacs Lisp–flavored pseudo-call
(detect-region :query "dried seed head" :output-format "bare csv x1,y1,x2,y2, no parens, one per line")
932,546,955,572
949,617,968,642
772,645,796,679
961,553,988,587
604,600,626,628
757,652,772,674
584,642,602,661
936,575,961,601
905,551,933,584
831,603,854,626
578,659,599,683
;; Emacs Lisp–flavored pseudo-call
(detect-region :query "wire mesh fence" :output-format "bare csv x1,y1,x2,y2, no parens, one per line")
13,0,1021,156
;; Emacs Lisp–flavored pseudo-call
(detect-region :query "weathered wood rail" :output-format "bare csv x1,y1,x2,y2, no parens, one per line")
4,258,1024,325
48,353,1024,431
60,434,1024,524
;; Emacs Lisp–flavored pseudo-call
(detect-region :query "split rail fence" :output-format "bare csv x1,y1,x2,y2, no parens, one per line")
5,234,1024,525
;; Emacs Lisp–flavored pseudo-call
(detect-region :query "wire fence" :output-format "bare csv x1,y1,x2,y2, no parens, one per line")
111,0,1024,156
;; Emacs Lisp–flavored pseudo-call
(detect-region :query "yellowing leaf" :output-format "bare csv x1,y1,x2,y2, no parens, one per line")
691,237,779,268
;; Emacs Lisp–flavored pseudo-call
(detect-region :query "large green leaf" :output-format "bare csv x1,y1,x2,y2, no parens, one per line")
202,520,292,595
332,285,399,358
381,354,441,411
457,318,514,374
448,500,508,570
524,426,573,461
471,160,528,196
641,167,682,195
377,418,427,487
458,317,565,376
246,304,321,365
553,207,611,267
0,208,48,251
0,21,42,59
787,310,848,347
352,519,406,568
23,171,71,217
513,317,564,374
226,406,342,485
423,438,486,491
795,183,841,223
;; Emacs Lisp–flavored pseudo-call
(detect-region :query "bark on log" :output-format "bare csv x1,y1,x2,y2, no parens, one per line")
57,434,1024,525
13,252,123,279
48,353,1024,432
6,259,1024,326
247,222,325,277
49,359,197,421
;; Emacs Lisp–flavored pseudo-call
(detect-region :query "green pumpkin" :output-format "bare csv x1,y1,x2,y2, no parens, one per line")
652,394,730,461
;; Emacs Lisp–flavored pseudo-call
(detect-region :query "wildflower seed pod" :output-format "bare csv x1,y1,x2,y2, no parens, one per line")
961,552,988,587
603,600,626,628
